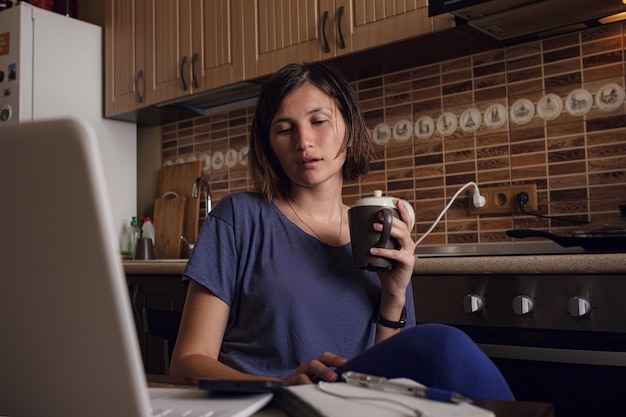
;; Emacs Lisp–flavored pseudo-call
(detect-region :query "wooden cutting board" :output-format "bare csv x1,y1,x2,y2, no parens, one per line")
158,161,203,258
153,194,186,259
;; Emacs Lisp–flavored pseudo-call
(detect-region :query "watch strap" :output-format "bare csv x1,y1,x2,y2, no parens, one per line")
377,307,407,329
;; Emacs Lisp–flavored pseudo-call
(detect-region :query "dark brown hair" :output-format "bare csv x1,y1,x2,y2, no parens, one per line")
249,62,374,201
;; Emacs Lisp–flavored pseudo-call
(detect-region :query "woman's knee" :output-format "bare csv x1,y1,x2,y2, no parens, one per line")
386,323,476,355
339,323,514,400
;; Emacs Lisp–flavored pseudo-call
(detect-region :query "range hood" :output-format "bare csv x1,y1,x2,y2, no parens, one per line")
156,81,263,116
430,0,626,43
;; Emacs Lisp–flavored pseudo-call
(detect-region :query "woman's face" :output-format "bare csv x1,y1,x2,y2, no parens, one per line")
269,83,347,191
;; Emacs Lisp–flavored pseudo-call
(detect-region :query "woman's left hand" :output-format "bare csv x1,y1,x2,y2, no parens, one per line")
284,352,349,385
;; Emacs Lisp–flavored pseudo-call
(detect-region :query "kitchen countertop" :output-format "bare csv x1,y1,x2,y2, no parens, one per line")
413,242,626,274
123,251,626,276
413,252,626,275
123,259,187,275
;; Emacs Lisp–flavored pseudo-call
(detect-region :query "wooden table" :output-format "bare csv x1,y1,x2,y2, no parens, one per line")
147,375,554,417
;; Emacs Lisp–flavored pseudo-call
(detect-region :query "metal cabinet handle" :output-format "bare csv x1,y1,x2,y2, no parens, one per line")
191,52,199,89
337,6,346,49
135,70,144,103
180,55,189,91
321,10,330,53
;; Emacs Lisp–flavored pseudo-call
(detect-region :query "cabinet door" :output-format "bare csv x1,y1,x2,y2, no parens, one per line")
144,0,192,105
337,0,451,55
126,274,188,375
191,0,245,91
105,0,145,117
244,0,336,79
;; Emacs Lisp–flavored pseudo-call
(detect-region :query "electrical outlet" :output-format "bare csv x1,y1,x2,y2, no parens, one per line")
469,184,538,215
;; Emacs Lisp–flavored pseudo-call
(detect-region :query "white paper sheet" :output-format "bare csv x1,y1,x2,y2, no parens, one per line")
279,382,494,417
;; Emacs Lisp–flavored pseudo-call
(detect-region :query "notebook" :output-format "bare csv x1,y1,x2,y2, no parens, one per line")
274,381,495,417
0,119,272,417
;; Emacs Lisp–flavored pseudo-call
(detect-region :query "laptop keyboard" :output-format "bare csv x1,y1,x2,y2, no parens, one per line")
150,408,215,417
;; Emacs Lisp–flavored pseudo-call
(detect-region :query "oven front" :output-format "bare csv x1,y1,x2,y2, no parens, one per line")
413,272,626,417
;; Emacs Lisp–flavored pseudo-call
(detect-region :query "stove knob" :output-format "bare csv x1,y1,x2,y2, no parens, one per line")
568,296,591,318
512,295,534,315
0,105,12,122
463,294,484,314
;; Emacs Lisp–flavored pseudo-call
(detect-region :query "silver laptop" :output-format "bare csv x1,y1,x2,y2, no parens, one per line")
0,119,272,417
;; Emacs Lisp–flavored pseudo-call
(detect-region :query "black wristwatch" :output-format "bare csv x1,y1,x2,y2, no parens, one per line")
377,307,407,329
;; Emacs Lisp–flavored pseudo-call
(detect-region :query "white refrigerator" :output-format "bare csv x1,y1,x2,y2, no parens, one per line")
0,3,136,238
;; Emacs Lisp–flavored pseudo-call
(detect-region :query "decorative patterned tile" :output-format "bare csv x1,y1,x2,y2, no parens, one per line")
548,161,587,176
549,173,588,189
473,49,505,66
581,24,622,42
159,22,626,245
543,33,579,51
411,75,441,90
544,46,581,63
505,41,541,59
582,50,624,69
584,63,624,82
442,68,472,84
508,67,543,84
581,36,622,55
442,80,473,96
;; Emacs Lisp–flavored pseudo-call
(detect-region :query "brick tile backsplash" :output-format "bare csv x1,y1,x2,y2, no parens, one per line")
161,22,626,246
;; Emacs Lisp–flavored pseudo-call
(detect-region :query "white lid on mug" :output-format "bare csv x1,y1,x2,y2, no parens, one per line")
354,190,415,230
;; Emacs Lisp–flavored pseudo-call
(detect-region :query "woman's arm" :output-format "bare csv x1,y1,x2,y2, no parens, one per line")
169,280,277,380
371,199,416,344
170,280,349,384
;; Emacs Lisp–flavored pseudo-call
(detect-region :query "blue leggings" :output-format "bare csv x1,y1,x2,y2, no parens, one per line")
338,323,514,401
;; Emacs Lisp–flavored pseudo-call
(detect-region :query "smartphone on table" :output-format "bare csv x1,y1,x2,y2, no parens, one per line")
198,379,284,395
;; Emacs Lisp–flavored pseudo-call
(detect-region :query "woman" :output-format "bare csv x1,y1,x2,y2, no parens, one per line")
170,62,513,400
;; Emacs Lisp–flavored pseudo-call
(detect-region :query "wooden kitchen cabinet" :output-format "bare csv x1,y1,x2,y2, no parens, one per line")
243,0,334,79
126,273,187,375
106,0,453,116
105,0,146,117
105,0,245,117
190,1,245,95
244,0,453,79
338,0,453,55
144,0,245,105
142,0,188,105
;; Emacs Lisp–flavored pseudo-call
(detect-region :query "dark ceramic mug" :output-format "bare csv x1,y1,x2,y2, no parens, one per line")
348,190,415,271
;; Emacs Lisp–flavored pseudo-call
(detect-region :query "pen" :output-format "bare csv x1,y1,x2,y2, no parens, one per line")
342,371,473,404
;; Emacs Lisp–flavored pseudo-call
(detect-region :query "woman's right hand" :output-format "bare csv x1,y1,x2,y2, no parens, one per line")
284,352,348,385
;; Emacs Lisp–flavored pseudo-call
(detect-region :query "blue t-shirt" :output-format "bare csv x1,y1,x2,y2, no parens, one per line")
183,192,415,379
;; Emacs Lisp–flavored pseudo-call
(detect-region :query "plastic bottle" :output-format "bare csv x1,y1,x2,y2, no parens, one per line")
121,216,141,257
141,216,155,244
